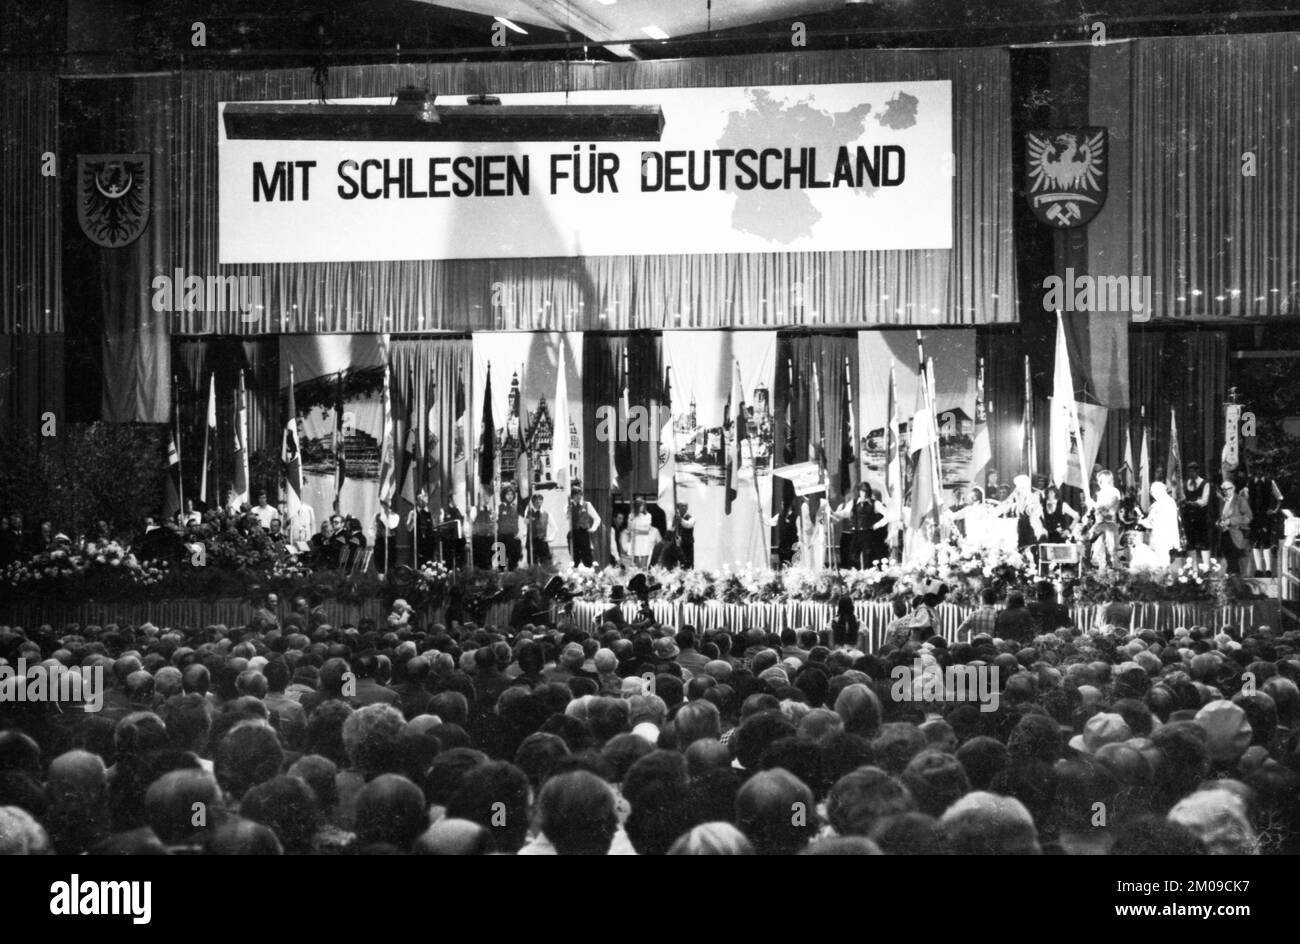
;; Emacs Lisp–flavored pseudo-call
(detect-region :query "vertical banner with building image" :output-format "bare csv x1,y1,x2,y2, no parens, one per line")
471,332,584,564
858,330,976,494
662,331,777,570
279,334,388,543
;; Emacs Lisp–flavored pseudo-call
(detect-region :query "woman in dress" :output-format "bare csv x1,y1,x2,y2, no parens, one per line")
795,495,829,572
1139,480,1182,565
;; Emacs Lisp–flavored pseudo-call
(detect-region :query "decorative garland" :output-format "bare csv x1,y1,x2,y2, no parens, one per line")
1,538,1249,610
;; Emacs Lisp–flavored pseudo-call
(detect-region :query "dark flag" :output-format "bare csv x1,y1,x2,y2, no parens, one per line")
478,365,496,499
725,362,748,515
840,354,858,495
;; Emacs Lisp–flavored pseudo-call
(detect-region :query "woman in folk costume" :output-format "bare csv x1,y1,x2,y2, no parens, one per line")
794,494,829,571
1137,480,1182,566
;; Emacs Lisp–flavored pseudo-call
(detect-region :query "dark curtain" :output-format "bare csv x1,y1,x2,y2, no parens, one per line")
0,334,64,435
0,73,60,335
1098,329,1227,481
173,338,278,505
582,333,663,556
777,332,859,510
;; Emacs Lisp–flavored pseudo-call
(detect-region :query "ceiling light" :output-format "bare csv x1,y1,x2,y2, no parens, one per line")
642,25,669,40
494,16,528,35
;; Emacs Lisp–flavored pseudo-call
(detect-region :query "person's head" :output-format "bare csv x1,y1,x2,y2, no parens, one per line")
734,768,817,855
256,491,268,507
667,822,753,855
342,704,406,777
940,791,1041,855
1167,788,1257,855
834,684,882,739
445,762,532,854
901,750,971,818
236,775,322,854
215,722,284,801
825,766,915,837
354,774,428,851
537,771,618,855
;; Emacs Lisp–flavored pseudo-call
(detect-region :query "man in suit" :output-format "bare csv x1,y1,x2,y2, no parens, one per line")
1216,479,1253,575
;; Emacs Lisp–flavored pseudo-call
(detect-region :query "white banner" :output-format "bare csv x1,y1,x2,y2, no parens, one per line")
219,82,953,263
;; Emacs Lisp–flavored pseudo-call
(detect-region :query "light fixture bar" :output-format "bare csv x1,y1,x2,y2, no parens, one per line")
223,102,665,142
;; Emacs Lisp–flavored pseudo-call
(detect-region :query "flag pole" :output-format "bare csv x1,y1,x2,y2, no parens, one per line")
174,373,184,518
734,359,767,538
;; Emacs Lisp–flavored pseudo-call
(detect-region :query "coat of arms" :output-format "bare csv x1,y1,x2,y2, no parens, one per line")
77,154,151,248
1025,129,1107,228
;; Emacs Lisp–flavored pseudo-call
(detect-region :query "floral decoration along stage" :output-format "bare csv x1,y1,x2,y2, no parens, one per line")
2,534,1247,611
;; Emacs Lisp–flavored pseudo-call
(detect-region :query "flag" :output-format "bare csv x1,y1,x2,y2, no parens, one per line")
399,370,419,509
515,364,531,501
609,349,627,492
378,362,398,526
478,364,496,502
282,364,303,522
909,359,941,532
1050,311,1085,488
163,427,182,520
200,373,216,504
969,356,991,491
423,377,439,505
333,370,345,512
453,367,468,513
1138,411,1151,513
657,365,677,509
1023,355,1036,477
1119,426,1135,494
840,354,859,495
885,361,902,523
783,356,797,465
1167,407,1184,503
232,370,250,509
552,346,571,493
725,361,748,515
809,356,826,472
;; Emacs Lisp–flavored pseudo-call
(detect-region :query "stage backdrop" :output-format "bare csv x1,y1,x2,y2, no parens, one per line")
471,332,584,563
219,82,953,264
858,329,976,491
662,330,776,570
279,334,387,542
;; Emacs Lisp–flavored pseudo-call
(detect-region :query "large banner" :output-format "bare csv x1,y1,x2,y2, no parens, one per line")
662,331,776,570
279,334,388,542
471,333,584,562
858,330,976,491
219,82,953,263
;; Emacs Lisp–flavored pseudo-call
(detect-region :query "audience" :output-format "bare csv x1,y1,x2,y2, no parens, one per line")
1,597,1296,855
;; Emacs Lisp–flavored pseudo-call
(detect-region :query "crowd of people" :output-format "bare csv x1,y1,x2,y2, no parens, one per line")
1,586,1297,855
